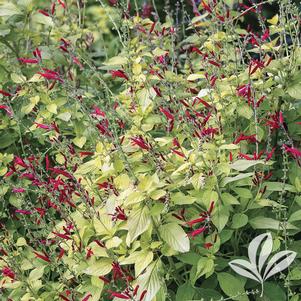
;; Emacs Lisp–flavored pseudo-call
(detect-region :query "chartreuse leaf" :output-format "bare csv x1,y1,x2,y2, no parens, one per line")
120,250,153,277
126,206,151,244
230,160,265,171
217,272,248,301
83,258,113,276
28,266,44,282
159,223,190,253
135,260,161,301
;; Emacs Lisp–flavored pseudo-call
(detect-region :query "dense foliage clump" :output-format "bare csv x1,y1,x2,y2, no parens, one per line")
0,0,301,300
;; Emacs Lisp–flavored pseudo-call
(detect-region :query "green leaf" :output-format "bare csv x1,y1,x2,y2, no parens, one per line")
191,257,214,284
221,193,240,205
232,187,252,199
212,205,229,232
159,223,190,253
231,213,248,229
217,272,247,301
289,209,301,223
126,206,151,244
176,283,196,301
230,160,265,171
249,216,298,230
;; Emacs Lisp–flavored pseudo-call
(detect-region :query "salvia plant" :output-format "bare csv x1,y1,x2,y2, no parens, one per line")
0,0,301,300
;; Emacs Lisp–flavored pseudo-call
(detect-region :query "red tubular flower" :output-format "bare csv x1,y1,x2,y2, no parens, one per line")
261,28,270,41
33,48,42,59
131,136,150,151
266,147,276,161
171,149,185,158
12,188,25,193
188,226,207,237
0,105,13,117
86,248,94,259
38,9,50,16
140,290,147,301
191,46,203,55
234,133,257,144
110,206,127,221
49,167,73,179
108,291,130,299
160,107,174,120
37,70,63,83
0,89,12,97
52,231,71,240
201,0,212,13
33,251,51,263
112,262,124,280
110,70,129,81
186,217,206,227
51,2,56,14
59,294,70,301
57,248,65,259
80,294,92,301
18,58,39,64
283,144,301,159
195,97,211,108
2,267,15,280
265,112,284,130
237,84,251,99
256,95,266,107
133,285,139,296
208,60,221,67
72,56,84,70
204,242,213,249
99,275,110,284
58,0,66,9
34,122,53,130
15,209,32,215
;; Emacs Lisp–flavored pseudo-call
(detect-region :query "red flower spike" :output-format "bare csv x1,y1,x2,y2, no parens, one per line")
110,70,129,81
18,58,39,64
